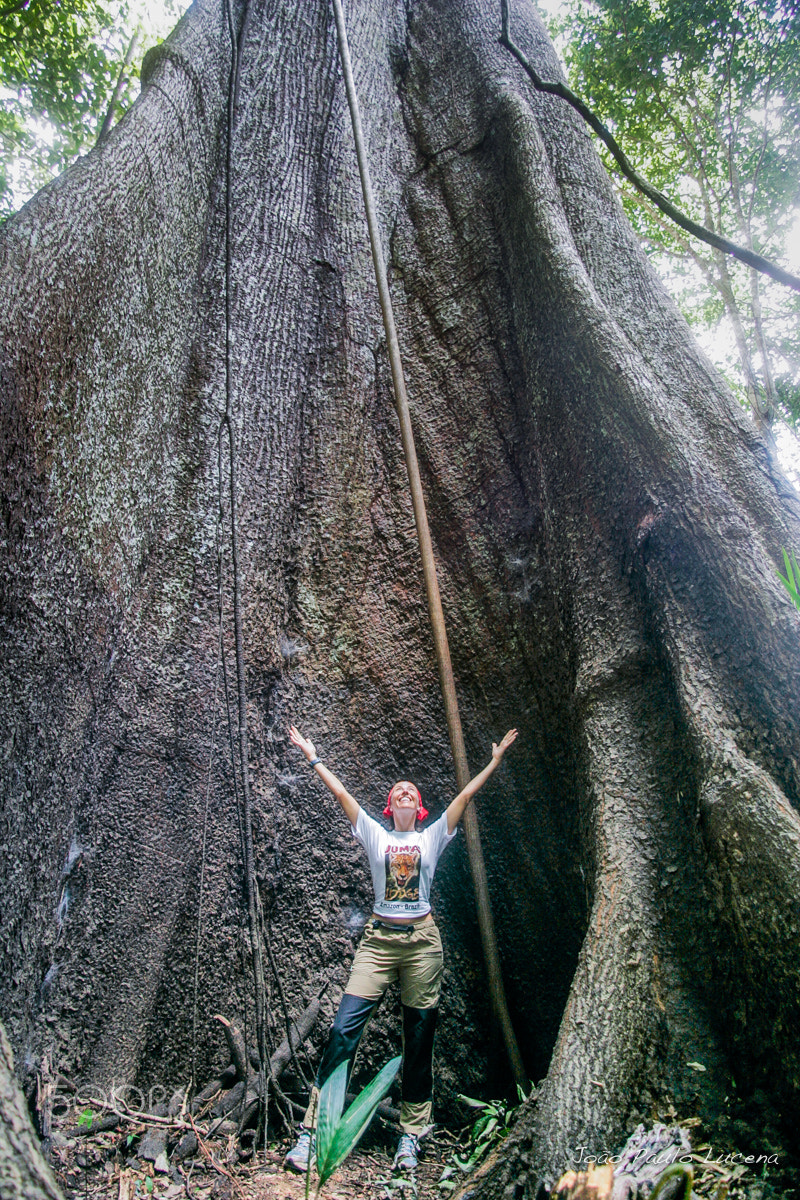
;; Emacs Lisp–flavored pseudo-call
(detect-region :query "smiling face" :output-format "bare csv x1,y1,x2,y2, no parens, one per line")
389,781,422,830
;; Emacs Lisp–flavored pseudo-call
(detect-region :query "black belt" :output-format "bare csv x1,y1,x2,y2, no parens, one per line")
370,917,432,931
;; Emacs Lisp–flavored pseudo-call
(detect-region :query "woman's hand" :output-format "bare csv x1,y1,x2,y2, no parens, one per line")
492,728,518,761
289,723,360,826
447,727,519,833
289,724,317,762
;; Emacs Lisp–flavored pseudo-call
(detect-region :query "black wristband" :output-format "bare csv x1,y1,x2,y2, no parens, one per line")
308,757,321,768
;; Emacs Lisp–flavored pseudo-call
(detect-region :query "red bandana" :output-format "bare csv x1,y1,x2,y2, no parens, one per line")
383,784,429,822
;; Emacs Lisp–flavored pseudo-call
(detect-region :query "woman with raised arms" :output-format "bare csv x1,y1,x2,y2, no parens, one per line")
284,722,518,1175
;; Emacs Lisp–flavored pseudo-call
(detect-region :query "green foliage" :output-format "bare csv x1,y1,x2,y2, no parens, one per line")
437,1092,526,1192
778,548,800,609
2,0,117,125
382,1175,418,1200
554,0,800,423
559,0,800,227
0,0,182,218
76,1106,95,1129
315,1056,402,1195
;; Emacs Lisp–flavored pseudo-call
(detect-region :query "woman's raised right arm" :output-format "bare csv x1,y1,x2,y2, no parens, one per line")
289,725,360,827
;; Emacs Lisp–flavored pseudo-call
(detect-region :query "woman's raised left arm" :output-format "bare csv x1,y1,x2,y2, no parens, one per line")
445,729,518,834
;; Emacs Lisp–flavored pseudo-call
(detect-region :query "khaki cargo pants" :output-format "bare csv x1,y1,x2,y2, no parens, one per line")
304,917,443,1135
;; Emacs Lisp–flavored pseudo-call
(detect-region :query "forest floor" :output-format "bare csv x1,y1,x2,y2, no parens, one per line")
47,1114,795,1200
49,1121,455,1200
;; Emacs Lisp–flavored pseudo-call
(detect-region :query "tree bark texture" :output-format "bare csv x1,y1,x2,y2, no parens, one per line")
0,1022,63,1200
2,0,800,1193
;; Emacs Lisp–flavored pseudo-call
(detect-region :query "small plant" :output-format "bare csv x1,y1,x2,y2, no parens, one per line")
75,1111,97,1200
438,1090,528,1192
310,1055,402,1198
382,1173,419,1199
778,548,800,610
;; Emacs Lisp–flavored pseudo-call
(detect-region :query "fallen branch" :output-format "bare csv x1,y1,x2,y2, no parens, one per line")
268,990,324,1078
213,1016,249,1082
193,1068,236,1113
70,1113,120,1136
72,1098,201,1132
64,999,326,1168
172,1130,198,1163
188,1114,241,1195
35,1053,56,1153
214,1081,245,1118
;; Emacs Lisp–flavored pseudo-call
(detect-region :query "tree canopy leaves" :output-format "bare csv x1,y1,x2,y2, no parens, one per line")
555,0,800,423
0,0,179,216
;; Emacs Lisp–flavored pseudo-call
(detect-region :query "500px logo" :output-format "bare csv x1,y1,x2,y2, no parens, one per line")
50,1081,181,1122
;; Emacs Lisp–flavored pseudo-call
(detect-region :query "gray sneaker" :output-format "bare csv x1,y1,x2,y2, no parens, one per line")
284,1128,316,1173
393,1132,419,1173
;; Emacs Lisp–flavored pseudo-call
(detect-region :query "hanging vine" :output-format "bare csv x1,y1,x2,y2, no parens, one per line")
220,0,268,1122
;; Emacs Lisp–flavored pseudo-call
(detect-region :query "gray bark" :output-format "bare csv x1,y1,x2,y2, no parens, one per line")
1,0,799,1193
0,1023,63,1200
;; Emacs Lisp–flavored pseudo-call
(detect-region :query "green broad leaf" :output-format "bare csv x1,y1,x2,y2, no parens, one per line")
315,1059,349,1178
779,577,800,605
791,550,800,591
471,1114,491,1139
317,1055,402,1186
779,549,800,608
781,548,795,585
456,1094,488,1109
458,1141,491,1172
479,1116,499,1139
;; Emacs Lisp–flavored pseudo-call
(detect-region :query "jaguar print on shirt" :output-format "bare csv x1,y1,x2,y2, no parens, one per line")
384,845,421,902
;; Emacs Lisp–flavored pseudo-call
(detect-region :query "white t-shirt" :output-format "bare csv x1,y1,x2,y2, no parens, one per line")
352,807,457,919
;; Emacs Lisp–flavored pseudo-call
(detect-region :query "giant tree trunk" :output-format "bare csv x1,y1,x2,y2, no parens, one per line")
2,0,799,1194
